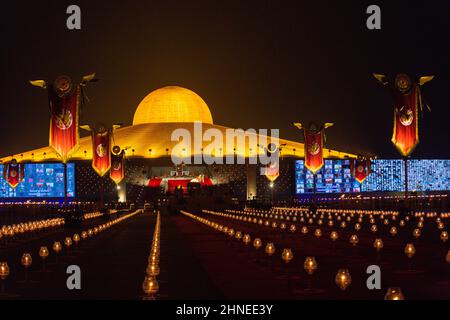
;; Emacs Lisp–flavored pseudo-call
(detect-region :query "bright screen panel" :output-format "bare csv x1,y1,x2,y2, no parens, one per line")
0,163,75,198
295,159,449,194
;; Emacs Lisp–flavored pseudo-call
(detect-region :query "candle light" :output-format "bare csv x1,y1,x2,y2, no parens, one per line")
52,241,62,254
440,231,448,243
370,225,378,233
142,276,159,296
373,238,384,252
265,243,275,256
242,234,251,245
413,228,421,239
73,234,80,244
21,253,32,268
253,238,262,250
146,264,160,277
314,228,322,238
404,243,416,258
0,262,10,280
39,246,49,260
384,287,405,300
349,234,359,246
289,224,296,233
235,231,243,240
335,268,352,290
399,220,405,227
390,226,398,236
330,231,339,242
64,237,73,247
301,226,309,235
304,257,317,275
354,223,361,231
281,248,293,263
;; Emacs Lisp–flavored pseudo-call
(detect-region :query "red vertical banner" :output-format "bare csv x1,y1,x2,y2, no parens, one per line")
304,129,324,174
48,76,80,163
391,78,420,156
351,157,371,184
110,146,125,184
91,125,111,177
294,122,333,174
3,160,25,189
30,73,97,163
373,73,433,157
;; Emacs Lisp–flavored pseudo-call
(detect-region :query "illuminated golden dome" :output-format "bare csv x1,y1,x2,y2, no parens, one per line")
133,86,213,125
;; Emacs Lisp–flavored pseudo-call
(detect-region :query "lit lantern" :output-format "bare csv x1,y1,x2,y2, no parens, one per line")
404,243,416,258
52,241,62,254
440,231,448,243
146,264,160,277
280,223,286,230
88,229,94,237
281,248,294,263
289,224,297,233
21,253,32,268
399,220,405,227
413,228,421,239
304,256,318,275
64,237,73,247
0,262,10,280
73,234,80,244
335,268,352,291
384,287,405,300
373,238,384,252
417,221,424,229
301,226,309,235
228,228,235,237
330,231,339,242
437,222,444,230
405,216,410,221
370,225,378,233
253,238,262,250
384,219,389,225
328,220,334,227
243,234,251,245
271,222,277,229
390,226,398,236
340,221,346,229
235,231,243,240
354,223,361,231
142,276,159,295
265,243,275,256
39,246,49,260
81,231,88,239
314,228,322,238
349,234,359,246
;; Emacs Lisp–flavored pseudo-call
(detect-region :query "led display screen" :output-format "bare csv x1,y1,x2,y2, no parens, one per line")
295,159,449,194
0,163,75,198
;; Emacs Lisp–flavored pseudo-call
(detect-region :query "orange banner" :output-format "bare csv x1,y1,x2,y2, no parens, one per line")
49,76,80,163
391,82,420,156
91,126,111,177
304,128,324,174
3,161,24,189
351,157,371,184
110,146,125,184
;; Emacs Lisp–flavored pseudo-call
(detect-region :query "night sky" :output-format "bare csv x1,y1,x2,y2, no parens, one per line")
1,0,449,158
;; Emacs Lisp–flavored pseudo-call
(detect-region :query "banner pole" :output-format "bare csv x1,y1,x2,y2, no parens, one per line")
63,162,68,208
313,172,317,205
404,157,408,201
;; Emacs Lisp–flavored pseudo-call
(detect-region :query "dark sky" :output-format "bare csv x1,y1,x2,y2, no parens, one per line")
1,0,449,158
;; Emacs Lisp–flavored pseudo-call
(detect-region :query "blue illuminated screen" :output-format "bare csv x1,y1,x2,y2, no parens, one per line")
0,163,75,198
295,159,449,194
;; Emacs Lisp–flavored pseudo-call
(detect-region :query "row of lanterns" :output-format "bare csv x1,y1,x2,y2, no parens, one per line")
204,208,450,262
0,218,64,239
0,209,143,286
142,212,161,299
182,210,412,299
